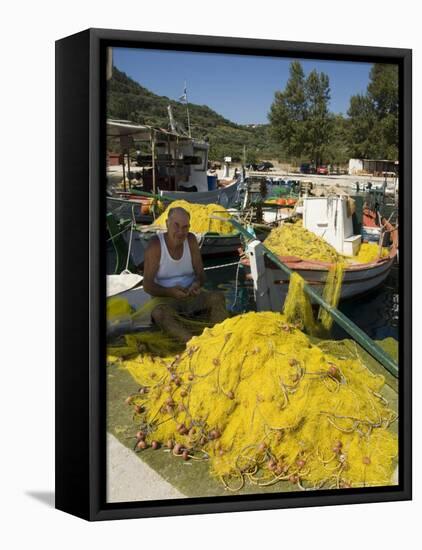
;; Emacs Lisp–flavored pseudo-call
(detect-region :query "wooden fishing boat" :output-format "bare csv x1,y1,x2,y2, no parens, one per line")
107,119,240,210
361,205,398,245
106,209,245,275
110,184,240,225
240,194,398,312
242,243,397,312
106,195,272,273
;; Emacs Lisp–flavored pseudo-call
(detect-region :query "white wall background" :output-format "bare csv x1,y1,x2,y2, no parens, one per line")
1,0,419,547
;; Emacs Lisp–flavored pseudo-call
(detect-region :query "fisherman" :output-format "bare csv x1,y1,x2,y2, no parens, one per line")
143,206,228,342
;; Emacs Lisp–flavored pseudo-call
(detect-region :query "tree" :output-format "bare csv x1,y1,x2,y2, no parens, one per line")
368,64,398,118
268,61,307,158
347,64,398,159
324,114,350,165
268,62,333,164
303,70,333,166
347,94,377,158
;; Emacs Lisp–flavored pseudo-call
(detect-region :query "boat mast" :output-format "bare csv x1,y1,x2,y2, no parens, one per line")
182,81,191,138
151,130,156,195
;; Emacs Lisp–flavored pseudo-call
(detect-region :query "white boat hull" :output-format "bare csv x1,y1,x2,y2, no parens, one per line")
245,240,396,313
267,259,394,310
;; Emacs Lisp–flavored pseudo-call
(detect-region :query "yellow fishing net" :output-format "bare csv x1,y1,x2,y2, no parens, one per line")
107,296,133,318
153,200,234,234
283,263,344,335
353,243,390,264
108,311,398,491
283,273,320,335
107,294,212,338
318,263,344,331
265,223,340,263
264,222,389,264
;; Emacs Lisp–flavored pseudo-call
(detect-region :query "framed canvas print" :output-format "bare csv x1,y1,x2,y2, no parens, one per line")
55,28,412,521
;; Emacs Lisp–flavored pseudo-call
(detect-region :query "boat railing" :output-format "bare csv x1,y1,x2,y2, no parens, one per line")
114,188,176,202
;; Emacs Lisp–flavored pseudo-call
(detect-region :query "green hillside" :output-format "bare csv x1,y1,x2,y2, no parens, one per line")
107,67,281,163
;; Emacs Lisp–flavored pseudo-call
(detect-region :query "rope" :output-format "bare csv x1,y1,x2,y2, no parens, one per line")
124,204,137,273
231,260,242,309
106,222,132,242
203,260,243,310
125,222,135,272
197,233,206,249
204,261,240,271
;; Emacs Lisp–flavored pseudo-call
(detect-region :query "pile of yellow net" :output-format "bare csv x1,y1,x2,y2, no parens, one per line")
354,243,390,264
265,223,340,262
153,200,234,234
108,311,398,491
264,222,389,264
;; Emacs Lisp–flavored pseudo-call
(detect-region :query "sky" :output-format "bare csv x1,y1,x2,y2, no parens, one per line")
112,47,373,125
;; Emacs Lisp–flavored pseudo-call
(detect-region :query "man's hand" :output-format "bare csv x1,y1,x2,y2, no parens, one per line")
187,281,201,296
169,286,190,299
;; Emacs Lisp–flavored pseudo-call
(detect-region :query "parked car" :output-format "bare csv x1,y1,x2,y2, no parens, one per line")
299,163,316,174
316,165,329,175
256,161,274,172
248,161,274,171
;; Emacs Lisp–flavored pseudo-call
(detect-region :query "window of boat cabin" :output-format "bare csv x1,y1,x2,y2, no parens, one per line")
193,146,207,171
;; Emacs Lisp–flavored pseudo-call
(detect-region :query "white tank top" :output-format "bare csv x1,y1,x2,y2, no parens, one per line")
154,232,196,288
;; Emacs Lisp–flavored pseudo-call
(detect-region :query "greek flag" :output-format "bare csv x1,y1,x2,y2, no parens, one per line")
179,85,187,103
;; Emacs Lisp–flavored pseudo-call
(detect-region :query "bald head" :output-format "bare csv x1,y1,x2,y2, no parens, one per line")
166,207,190,245
167,207,190,222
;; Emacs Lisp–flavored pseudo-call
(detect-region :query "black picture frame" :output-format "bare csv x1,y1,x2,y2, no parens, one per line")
55,28,412,521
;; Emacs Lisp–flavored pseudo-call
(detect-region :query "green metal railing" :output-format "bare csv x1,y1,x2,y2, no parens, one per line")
228,218,398,378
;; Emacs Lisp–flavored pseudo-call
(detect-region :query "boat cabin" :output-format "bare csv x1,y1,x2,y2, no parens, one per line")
107,119,209,193
302,196,362,256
